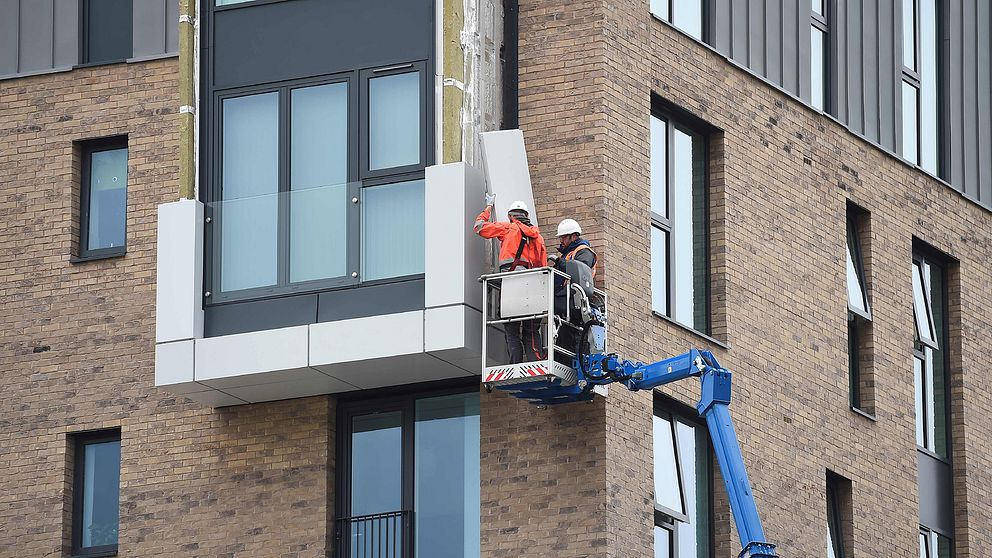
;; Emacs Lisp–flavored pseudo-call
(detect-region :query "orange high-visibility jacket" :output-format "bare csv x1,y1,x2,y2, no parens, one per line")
474,207,548,270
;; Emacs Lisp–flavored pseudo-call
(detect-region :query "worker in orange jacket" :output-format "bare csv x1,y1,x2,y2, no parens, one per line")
475,193,548,363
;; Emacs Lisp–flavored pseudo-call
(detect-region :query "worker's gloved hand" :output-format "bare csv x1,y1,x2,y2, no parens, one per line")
547,254,559,266
484,192,497,206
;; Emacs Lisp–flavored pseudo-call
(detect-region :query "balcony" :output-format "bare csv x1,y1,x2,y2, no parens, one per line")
155,161,505,405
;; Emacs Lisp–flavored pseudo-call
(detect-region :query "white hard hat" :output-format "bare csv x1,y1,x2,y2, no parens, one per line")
556,218,582,236
508,200,529,214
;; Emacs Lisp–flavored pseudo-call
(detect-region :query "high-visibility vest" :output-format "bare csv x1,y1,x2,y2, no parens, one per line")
564,244,597,278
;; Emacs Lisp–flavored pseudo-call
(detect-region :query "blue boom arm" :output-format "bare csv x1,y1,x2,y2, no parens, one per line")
585,349,777,558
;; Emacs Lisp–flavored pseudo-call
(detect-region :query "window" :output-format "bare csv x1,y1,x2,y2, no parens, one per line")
78,137,128,260
339,389,480,558
826,472,851,558
653,401,711,558
208,63,427,302
900,0,940,175
650,111,709,333
920,528,953,558
72,430,121,556
846,208,871,411
912,247,954,553
810,0,830,112
650,0,704,41
81,0,133,65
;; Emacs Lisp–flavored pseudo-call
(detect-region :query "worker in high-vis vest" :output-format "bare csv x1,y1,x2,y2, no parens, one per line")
550,218,598,365
475,193,549,364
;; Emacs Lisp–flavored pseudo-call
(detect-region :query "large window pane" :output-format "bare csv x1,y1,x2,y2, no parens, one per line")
414,393,481,558
914,355,926,448
675,420,709,558
80,440,120,549
812,0,825,16
84,0,132,64
846,227,868,316
918,0,938,175
362,180,425,280
672,0,703,40
653,415,684,515
369,72,421,170
221,92,279,292
650,115,668,219
811,27,826,111
290,83,349,283
351,412,403,516
86,148,128,251
928,265,948,458
912,262,937,347
651,227,669,315
919,532,929,558
650,0,669,20
903,0,916,70
654,526,672,558
902,81,920,165
672,126,707,332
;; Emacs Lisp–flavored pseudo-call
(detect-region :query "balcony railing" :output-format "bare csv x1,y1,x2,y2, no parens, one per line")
336,510,412,558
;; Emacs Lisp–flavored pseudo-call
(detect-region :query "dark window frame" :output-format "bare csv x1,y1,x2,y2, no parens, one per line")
900,0,945,175
826,472,848,558
204,62,430,305
335,380,479,556
846,206,871,411
78,0,133,67
652,395,715,558
919,525,955,557
71,429,121,558
913,248,950,462
649,106,711,335
76,136,128,262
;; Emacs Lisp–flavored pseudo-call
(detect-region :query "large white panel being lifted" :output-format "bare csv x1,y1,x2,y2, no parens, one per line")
480,130,539,226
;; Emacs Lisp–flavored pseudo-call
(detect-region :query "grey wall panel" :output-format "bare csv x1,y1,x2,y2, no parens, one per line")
133,0,167,58
781,0,799,95
862,0,880,142
846,0,864,135
731,0,748,63
747,0,765,75
0,0,18,75
877,0,896,151
17,0,53,73
961,1,979,199
833,0,848,122
945,0,963,187
711,0,732,56
52,0,77,68
166,0,179,54
797,0,811,102
765,0,782,86
977,1,991,201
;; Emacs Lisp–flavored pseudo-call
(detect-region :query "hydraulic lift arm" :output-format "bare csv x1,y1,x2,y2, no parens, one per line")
584,349,777,558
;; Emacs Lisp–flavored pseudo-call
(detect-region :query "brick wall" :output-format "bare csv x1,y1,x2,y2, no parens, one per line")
0,59,332,558
514,0,992,556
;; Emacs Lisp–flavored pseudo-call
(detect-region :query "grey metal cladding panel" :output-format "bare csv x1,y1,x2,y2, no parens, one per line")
977,0,991,203
17,0,53,73
316,280,425,323
166,0,179,53
846,0,864,135
730,0,749,64
877,0,896,151
711,0,732,55
0,0,18,75
748,0,765,75
961,0,979,199
52,0,78,68
781,0,799,95
798,1,812,103
765,0,783,87
204,294,318,337
833,0,848,123
917,453,953,535
861,0,880,143
133,0,168,58
946,0,963,187
212,0,433,90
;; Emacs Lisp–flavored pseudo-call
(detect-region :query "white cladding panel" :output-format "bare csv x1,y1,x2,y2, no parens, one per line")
424,162,487,308
480,130,539,226
155,199,204,343
194,325,310,382
154,339,199,393
309,311,424,366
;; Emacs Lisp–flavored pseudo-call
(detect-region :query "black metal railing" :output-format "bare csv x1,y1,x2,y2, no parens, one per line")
336,510,412,558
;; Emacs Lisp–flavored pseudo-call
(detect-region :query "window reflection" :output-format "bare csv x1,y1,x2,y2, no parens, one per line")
369,72,421,170
86,148,128,251
351,412,403,516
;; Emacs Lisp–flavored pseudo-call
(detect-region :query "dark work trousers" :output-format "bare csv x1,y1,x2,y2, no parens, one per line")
498,263,546,364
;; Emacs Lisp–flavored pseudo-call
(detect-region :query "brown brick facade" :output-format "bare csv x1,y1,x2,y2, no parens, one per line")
2,2,992,557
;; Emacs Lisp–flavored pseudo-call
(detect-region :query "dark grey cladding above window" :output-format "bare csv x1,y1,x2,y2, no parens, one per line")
0,0,178,79
209,0,433,89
